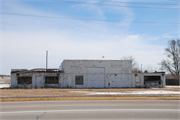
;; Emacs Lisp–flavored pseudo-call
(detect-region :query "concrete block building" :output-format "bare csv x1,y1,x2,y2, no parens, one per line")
11,60,165,88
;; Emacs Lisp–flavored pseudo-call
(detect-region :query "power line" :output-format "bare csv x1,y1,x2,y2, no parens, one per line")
1,12,179,24
53,0,179,6
94,0,180,5
51,0,180,10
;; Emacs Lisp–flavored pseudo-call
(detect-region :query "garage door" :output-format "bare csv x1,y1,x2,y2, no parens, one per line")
87,68,105,88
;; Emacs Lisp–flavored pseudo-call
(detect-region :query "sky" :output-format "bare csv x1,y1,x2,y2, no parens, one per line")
0,0,180,75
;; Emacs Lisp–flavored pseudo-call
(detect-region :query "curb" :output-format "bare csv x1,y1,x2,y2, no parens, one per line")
1,94,179,99
0,97,179,102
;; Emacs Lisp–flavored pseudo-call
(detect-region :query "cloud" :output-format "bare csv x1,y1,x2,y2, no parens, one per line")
1,0,168,74
2,30,166,74
163,34,174,38
70,0,135,30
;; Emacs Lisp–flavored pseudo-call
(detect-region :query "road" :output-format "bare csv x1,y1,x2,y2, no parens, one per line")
0,100,180,120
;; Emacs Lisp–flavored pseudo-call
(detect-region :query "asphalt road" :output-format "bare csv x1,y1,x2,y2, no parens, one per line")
0,100,180,120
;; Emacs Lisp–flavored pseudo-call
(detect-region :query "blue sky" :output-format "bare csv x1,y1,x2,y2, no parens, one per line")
0,0,180,75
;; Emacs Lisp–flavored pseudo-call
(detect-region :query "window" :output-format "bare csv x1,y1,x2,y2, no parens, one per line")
45,76,58,84
144,76,161,81
75,75,83,85
18,77,32,84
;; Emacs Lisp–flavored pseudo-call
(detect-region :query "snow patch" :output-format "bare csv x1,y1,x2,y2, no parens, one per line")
69,90,180,95
89,91,180,95
0,84,10,89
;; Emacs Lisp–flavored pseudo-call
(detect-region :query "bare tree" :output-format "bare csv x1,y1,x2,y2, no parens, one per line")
159,39,180,79
121,55,138,68
132,68,142,73
120,55,141,73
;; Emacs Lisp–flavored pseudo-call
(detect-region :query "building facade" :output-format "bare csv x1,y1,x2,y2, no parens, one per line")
11,60,165,88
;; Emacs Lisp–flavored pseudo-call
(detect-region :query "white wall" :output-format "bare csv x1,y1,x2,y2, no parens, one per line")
10,60,165,88
131,73,166,88
60,60,132,88
11,72,60,88
11,72,33,88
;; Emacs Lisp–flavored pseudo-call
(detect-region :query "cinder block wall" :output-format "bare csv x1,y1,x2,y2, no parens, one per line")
61,60,132,88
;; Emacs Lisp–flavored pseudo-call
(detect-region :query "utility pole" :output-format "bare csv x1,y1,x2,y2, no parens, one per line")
178,0,180,85
178,45,180,85
46,50,48,69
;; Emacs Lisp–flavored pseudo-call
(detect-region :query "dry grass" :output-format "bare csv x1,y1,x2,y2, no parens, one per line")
0,89,87,97
0,86,179,97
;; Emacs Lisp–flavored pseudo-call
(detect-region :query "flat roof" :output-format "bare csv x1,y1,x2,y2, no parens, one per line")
11,68,61,74
63,59,131,61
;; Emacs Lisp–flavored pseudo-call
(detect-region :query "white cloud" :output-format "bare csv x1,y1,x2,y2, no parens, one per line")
70,0,135,30
2,30,166,74
163,34,174,38
1,1,168,74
